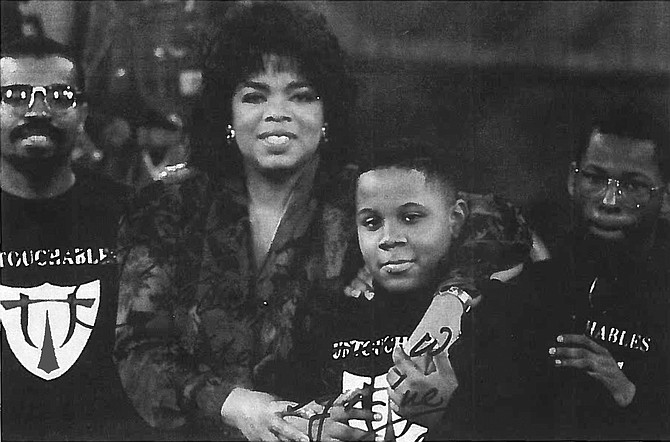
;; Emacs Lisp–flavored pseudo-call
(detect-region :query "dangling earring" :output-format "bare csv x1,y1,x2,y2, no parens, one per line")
226,124,236,145
320,122,329,144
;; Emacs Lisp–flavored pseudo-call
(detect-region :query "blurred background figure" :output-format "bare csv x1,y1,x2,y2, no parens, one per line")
21,14,45,38
1,1,23,44
83,99,138,187
135,108,190,187
80,96,190,189
9,1,667,216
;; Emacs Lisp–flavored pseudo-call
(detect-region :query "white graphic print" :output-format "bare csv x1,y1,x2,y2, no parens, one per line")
0,281,100,380
343,371,427,442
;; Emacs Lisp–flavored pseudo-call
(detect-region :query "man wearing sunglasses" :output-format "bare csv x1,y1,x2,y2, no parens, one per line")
490,98,670,440
1,36,151,440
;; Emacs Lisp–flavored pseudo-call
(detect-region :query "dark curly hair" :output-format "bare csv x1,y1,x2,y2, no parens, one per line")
190,1,357,182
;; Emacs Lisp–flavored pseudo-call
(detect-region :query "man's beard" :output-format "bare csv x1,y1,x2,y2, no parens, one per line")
3,150,72,183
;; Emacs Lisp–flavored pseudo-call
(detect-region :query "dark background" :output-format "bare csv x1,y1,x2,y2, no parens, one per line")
3,0,669,215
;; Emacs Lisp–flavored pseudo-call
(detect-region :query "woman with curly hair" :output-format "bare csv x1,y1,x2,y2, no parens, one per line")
116,2,367,440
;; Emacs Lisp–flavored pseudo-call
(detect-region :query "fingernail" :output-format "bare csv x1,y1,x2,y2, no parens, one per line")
556,335,564,343
352,289,361,298
555,359,562,366
548,347,556,355
301,436,310,442
374,412,383,421
364,290,375,300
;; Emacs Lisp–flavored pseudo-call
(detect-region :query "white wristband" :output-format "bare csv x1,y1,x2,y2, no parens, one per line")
436,286,473,313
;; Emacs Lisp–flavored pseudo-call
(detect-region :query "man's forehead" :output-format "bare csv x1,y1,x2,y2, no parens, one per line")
1,55,77,86
582,131,660,174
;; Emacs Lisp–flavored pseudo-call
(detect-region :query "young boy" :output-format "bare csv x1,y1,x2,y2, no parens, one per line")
290,139,532,441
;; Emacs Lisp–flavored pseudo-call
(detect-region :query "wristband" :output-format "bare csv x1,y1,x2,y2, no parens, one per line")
436,286,473,313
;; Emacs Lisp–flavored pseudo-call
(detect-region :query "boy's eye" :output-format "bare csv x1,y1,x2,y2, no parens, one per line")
291,90,318,103
361,216,382,231
402,212,423,224
242,92,266,104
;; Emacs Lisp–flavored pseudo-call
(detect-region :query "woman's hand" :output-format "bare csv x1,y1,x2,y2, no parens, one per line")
386,345,458,429
344,266,374,300
220,388,310,442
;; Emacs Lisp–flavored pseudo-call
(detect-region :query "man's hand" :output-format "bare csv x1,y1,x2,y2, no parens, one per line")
220,388,310,442
386,345,458,428
550,334,636,407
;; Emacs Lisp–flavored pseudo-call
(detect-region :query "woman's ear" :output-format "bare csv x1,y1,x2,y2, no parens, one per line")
449,199,468,239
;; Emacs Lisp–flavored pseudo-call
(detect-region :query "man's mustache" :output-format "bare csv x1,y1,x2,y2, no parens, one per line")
9,119,65,145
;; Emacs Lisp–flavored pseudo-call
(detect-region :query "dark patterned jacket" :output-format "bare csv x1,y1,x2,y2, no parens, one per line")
115,165,360,439
115,166,532,439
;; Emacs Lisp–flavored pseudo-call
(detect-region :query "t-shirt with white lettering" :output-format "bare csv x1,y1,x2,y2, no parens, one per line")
0,170,147,440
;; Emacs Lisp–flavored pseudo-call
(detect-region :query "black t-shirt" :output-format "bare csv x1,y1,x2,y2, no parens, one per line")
302,286,463,442
0,172,151,440
468,221,670,441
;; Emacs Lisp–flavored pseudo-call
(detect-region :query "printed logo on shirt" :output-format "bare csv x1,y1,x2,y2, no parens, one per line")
342,371,428,442
332,335,408,360
585,319,652,353
0,247,116,269
0,281,101,380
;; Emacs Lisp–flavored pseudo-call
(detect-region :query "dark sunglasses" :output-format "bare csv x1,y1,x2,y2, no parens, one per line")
1,84,83,112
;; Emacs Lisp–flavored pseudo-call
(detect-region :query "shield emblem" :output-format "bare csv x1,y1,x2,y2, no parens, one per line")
342,370,427,442
0,280,101,381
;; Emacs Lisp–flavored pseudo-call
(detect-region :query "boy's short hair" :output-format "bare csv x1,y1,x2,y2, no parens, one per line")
574,97,670,182
358,138,461,203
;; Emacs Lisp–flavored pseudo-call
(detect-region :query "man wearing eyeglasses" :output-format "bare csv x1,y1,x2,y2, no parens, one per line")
490,99,670,440
1,36,152,440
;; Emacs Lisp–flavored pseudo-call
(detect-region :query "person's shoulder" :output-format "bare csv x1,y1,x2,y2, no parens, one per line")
72,168,132,218
74,167,131,202
652,218,670,276
132,166,210,210
657,218,670,249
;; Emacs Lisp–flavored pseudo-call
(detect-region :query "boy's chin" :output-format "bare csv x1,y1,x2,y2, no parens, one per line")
376,276,424,295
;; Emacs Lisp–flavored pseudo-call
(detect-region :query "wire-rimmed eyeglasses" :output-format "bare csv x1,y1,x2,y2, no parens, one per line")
573,167,664,208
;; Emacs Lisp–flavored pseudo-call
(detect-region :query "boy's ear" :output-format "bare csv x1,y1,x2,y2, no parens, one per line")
567,161,577,199
449,199,468,238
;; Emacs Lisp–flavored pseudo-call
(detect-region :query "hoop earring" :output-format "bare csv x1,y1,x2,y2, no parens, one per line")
320,122,329,144
226,124,236,145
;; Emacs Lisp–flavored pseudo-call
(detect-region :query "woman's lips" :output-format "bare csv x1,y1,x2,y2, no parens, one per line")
381,260,414,274
265,135,290,145
258,132,296,149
